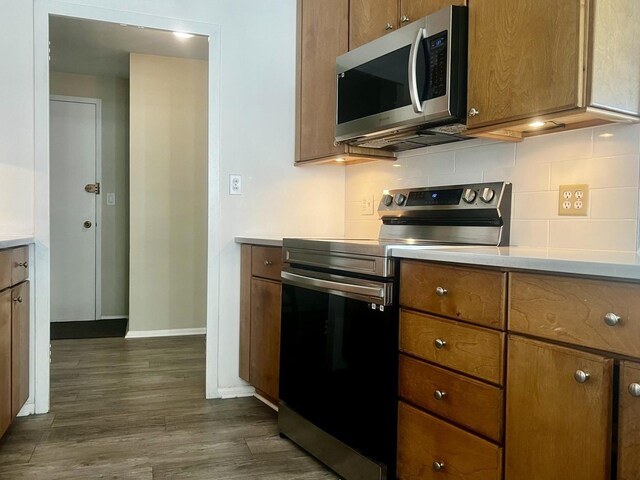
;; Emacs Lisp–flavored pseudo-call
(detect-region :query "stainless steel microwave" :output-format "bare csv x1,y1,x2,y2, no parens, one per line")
335,6,468,151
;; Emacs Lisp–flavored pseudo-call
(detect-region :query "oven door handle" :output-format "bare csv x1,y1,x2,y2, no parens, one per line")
281,269,393,306
408,26,426,114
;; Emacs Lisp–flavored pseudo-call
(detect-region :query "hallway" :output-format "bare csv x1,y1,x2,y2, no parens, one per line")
0,336,338,479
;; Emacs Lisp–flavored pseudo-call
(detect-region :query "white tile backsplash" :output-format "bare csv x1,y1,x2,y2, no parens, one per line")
345,123,640,251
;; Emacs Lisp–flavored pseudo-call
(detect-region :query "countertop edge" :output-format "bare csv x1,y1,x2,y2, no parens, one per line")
0,236,35,250
235,237,283,248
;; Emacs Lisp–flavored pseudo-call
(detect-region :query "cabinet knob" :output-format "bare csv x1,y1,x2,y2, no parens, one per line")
384,22,394,31
468,107,480,117
16,261,28,268
432,461,445,472
435,286,447,296
434,390,447,400
434,338,447,349
603,312,621,326
264,260,273,266
400,15,410,23
574,370,590,384
13,296,23,304
629,383,640,397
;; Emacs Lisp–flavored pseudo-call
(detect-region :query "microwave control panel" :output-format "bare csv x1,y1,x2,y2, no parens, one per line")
425,30,448,100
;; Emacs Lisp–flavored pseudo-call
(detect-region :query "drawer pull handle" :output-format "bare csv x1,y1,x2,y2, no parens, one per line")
574,370,590,384
433,390,447,400
629,383,640,397
603,312,621,326
435,286,447,296
17,261,28,268
432,461,445,472
264,260,273,266
13,296,23,304
434,338,447,349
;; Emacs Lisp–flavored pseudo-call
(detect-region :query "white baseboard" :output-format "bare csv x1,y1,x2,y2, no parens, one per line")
101,315,129,320
125,328,206,338
17,402,35,417
218,385,255,399
254,392,278,411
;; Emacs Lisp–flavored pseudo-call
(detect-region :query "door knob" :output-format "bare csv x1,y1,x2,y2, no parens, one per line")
84,221,92,228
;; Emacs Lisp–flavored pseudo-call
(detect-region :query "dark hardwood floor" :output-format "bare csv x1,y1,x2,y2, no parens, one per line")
0,336,339,479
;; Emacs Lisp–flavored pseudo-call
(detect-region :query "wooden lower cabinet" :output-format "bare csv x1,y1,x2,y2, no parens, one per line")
397,401,502,480
239,245,283,405
11,281,29,418
619,361,640,480
249,277,281,403
0,289,11,437
505,335,613,480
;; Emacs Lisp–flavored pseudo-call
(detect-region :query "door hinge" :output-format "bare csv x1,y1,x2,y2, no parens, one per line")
85,182,101,194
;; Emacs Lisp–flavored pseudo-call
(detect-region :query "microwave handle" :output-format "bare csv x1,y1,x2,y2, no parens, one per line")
408,27,427,114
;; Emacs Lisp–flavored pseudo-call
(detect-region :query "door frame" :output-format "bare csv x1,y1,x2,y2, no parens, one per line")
49,94,103,322
33,0,222,414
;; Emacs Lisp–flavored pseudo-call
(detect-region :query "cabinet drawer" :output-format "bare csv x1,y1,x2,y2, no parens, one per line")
400,309,504,385
397,401,502,480
0,250,10,291
399,354,503,442
11,247,28,285
400,260,506,329
251,246,283,281
510,272,640,357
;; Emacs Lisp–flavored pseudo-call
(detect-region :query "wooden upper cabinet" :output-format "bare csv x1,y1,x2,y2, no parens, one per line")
467,0,583,129
297,0,349,162
505,335,613,480
399,0,466,26
349,0,398,50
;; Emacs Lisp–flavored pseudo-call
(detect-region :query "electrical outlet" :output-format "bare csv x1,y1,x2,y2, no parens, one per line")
558,184,589,216
229,174,242,195
361,195,374,215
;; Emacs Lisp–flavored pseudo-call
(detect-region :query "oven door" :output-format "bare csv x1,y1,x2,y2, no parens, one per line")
279,267,398,467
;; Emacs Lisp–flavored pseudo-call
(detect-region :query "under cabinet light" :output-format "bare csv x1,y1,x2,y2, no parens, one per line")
528,121,545,128
173,32,194,39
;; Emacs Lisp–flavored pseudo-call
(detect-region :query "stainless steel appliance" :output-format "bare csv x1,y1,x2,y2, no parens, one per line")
279,182,512,480
335,6,468,152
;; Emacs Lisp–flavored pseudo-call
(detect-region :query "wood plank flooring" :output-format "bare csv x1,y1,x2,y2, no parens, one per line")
0,336,339,479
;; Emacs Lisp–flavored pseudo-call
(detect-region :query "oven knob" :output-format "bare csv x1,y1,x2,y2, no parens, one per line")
382,194,393,207
394,193,407,206
480,187,496,203
462,188,477,204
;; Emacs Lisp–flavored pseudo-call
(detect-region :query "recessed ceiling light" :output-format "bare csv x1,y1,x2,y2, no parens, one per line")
173,32,194,39
528,121,545,128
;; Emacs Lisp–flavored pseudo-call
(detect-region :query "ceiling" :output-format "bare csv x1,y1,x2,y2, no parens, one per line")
49,15,209,78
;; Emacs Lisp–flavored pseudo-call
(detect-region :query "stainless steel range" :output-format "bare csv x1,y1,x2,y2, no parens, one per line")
278,181,512,480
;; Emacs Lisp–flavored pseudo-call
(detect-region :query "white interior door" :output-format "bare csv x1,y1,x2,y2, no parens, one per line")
50,97,101,322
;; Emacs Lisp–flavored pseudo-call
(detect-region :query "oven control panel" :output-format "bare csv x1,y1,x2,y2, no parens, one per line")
379,182,509,212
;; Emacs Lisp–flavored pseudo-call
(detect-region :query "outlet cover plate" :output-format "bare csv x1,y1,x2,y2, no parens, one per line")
229,174,242,195
558,184,588,216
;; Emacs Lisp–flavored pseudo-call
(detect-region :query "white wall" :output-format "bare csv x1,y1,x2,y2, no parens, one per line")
0,0,34,235
50,72,130,318
346,124,640,252
2,0,346,409
129,53,208,333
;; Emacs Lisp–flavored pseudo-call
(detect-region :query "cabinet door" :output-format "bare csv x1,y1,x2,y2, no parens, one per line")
0,289,11,437
239,245,252,382
297,0,349,162
399,0,466,25
250,277,282,403
619,361,640,480
467,0,584,128
11,281,29,418
349,0,398,49
505,335,612,480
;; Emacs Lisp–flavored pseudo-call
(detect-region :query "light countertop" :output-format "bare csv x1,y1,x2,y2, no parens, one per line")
0,235,34,250
235,236,640,281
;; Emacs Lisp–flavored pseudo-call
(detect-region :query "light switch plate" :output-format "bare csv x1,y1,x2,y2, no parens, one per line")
558,184,588,216
361,195,374,215
106,193,116,206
